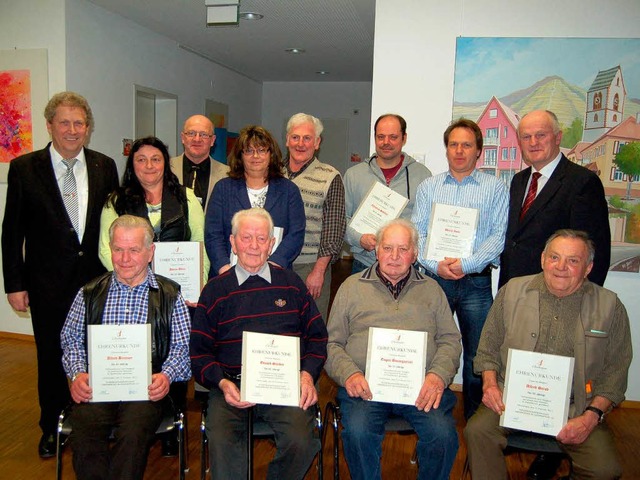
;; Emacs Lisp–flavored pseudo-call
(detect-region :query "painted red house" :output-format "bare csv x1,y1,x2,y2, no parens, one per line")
474,96,522,184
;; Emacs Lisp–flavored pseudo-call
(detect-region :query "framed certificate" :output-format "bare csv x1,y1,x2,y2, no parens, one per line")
349,182,409,235
424,203,479,261
365,327,428,405
153,241,203,303
240,331,300,407
88,324,152,402
500,349,575,436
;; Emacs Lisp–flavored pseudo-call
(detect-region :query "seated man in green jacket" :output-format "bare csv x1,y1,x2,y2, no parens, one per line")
465,229,632,480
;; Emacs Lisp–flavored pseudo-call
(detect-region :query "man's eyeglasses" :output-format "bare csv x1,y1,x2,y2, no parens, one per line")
184,131,214,140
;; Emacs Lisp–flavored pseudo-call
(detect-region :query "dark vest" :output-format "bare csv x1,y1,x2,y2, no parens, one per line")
83,272,180,373
126,187,191,242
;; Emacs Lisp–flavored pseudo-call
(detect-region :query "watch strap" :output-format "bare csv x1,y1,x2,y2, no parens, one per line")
585,405,605,423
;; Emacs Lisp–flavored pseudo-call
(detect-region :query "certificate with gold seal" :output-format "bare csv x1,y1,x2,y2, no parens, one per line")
88,324,152,402
424,203,479,261
349,182,409,235
365,327,428,405
153,241,203,303
500,349,574,436
240,331,300,407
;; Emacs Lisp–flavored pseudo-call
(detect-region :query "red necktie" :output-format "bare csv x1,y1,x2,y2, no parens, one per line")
520,172,541,221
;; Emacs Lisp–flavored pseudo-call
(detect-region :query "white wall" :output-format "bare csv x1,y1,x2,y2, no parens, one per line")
372,0,640,400
261,81,373,170
66,0,262,169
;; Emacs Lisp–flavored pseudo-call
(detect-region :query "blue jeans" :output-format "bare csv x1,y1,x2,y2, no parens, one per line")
427,271,493,419
337,387,458,480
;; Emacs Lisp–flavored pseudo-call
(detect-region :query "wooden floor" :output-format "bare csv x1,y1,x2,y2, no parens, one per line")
1,259,639,479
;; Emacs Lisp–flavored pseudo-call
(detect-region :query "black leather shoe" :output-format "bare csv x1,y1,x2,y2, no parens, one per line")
38,433,56,459
161,434,178,457
527,453,563,480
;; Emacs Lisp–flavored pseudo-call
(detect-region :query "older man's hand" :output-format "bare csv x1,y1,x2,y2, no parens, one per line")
556,413,598,445
415,373,445,412
344,372,372,400
148,373,171,402
70,373,92,403
7,291,29,312
218,379,255,409
299,371,318,410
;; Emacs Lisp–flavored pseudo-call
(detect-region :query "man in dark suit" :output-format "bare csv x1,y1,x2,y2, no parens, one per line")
498,109,611,479
2,91,119,458
500,109,610,289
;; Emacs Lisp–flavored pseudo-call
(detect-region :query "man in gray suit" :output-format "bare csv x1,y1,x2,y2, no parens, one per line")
170,114,228,212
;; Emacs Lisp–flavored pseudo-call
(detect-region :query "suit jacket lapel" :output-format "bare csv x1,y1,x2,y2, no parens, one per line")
34,146,68,216
235,179,252,209
85,149,103,231
518,156,567,227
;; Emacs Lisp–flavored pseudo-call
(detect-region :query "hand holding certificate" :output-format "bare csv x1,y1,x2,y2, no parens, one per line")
424,203,479,261
500,349,574,436
349,182,408,235
88,324,152,402
241,331,301,407
365,327,427,405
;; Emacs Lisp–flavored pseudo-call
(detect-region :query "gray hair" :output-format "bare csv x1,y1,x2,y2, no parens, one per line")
518,110,561,135
44,91,94,132
231,208,274,237
544,229,595,264
109,215,154,248
376,218,419,251
286,113,324,138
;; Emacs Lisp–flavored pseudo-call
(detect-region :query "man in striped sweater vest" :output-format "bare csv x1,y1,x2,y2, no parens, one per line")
285,113,346,321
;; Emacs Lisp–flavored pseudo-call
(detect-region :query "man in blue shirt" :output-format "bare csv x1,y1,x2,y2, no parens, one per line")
61,214,191,480
412,118,508,419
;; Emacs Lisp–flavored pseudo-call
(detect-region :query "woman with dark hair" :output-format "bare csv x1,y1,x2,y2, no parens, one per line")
205,125,305,276
98,136,207,277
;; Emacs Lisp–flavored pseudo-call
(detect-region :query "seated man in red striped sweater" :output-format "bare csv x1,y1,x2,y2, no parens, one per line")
190,207,328,480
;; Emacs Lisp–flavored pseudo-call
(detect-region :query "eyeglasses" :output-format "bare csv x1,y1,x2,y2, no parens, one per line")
242,147,270,156
183,131,214,140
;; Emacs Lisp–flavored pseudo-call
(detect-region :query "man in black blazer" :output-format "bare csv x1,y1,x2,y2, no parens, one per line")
1,92,119,458
500,110,610,289
497,109,610,480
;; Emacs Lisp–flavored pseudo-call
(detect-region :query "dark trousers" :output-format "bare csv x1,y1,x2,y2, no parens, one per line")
70,400,163,480
206,387,319,480
30,301,72,435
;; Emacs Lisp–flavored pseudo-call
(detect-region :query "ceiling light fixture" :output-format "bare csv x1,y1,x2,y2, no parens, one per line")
285,48,306,54
205,0,240,26
239,12,264,21
316,71,330,75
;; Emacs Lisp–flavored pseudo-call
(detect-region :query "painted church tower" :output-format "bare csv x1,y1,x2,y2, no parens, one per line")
582,65,626,142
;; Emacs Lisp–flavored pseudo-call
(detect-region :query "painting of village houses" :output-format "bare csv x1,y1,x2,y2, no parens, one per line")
453,37,640,273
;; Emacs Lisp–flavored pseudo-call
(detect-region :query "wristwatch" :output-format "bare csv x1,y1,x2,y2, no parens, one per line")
585,405,605,423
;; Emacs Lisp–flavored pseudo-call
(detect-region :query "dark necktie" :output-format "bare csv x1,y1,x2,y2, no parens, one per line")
520,172,541,221
190,164,199,190
62,158,79,233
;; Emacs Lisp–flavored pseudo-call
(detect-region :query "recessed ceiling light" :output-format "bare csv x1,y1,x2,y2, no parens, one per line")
239,12,264,20
316,71,330,75
285,48,306,54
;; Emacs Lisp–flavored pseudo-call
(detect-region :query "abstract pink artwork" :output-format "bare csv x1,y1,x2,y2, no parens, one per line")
0,70,33,163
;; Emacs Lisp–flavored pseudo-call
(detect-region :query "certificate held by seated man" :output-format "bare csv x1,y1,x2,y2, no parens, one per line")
500,349,574,436
88,323,152,402
241,331,300,407
365,327,428,405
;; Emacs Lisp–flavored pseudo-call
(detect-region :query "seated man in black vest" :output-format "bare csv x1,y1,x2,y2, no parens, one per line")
61,214,191,480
